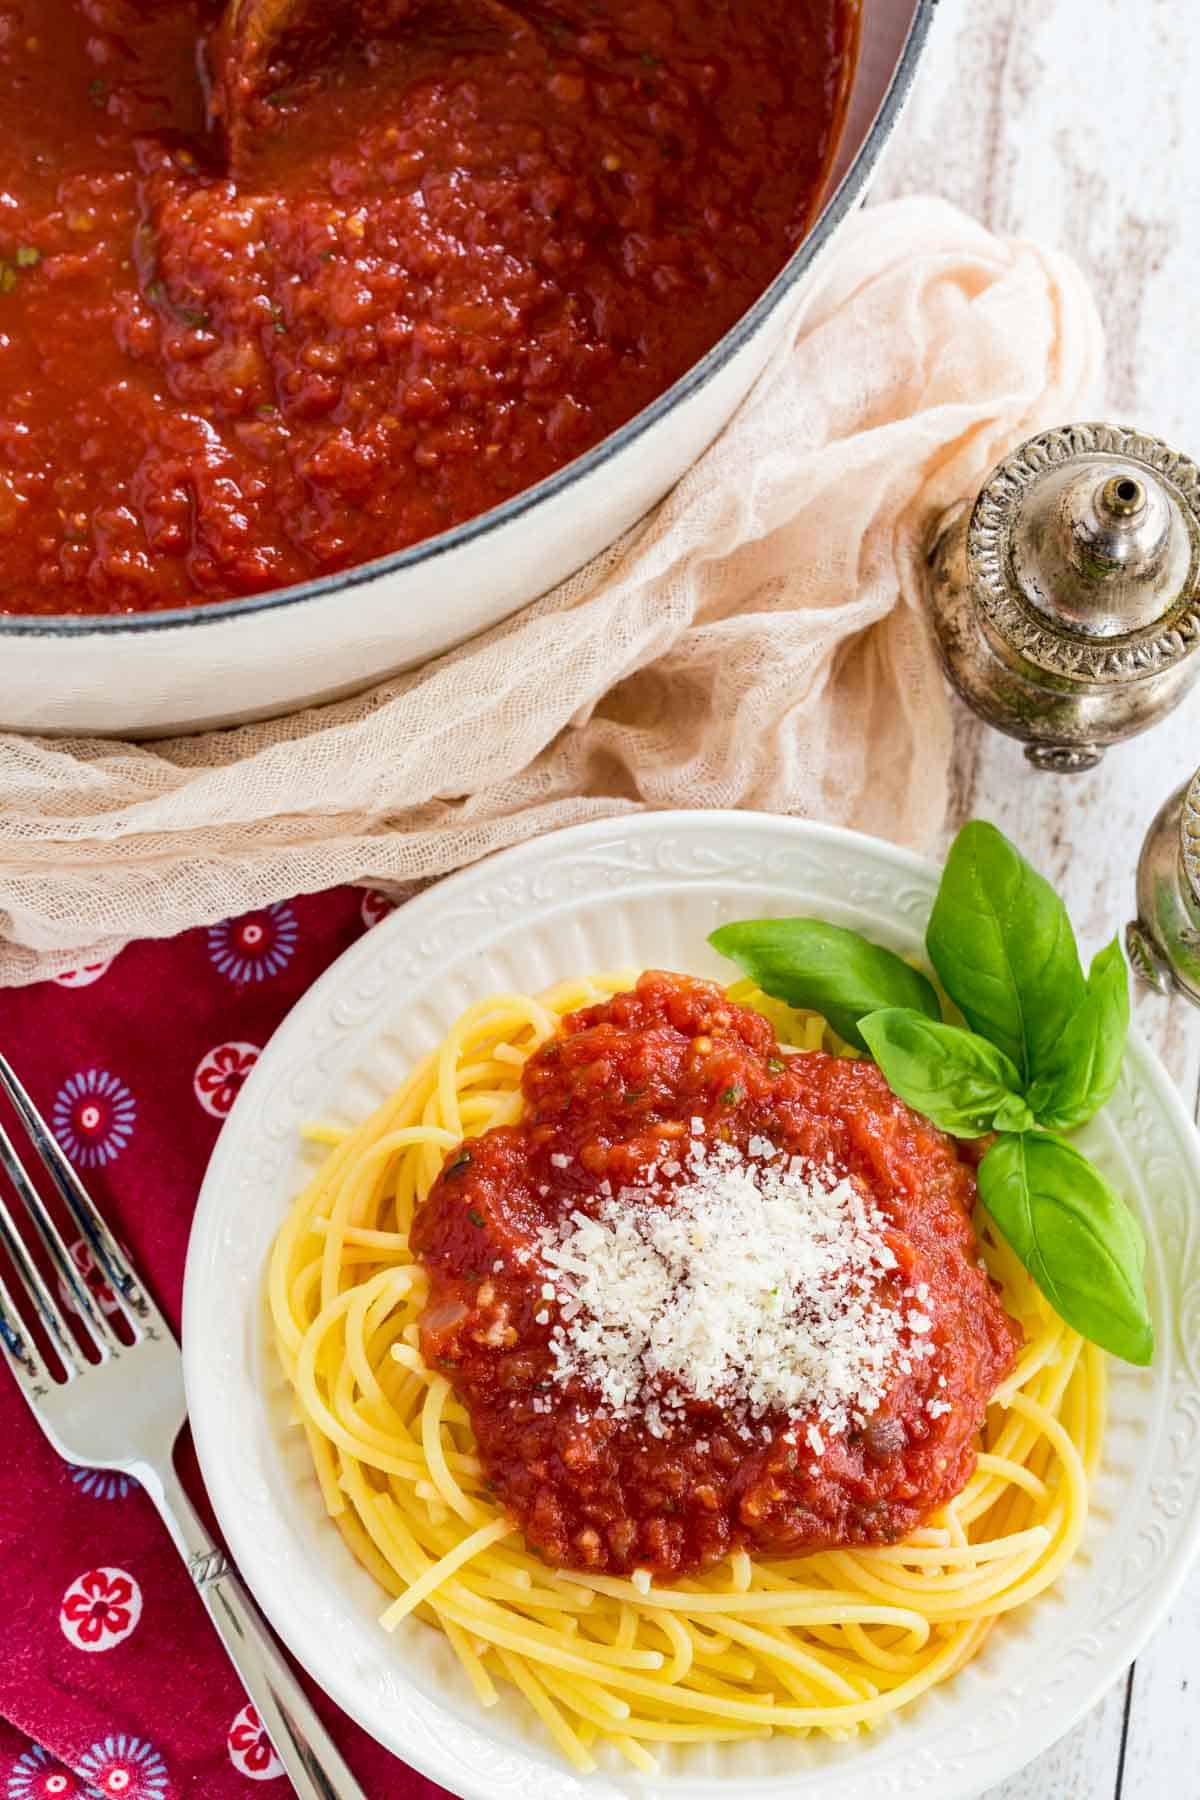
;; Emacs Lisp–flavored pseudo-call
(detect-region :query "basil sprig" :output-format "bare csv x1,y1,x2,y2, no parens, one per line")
708,820,1152,1365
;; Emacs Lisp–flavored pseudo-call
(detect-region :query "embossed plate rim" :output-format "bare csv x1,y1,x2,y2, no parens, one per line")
182,810,1200,1800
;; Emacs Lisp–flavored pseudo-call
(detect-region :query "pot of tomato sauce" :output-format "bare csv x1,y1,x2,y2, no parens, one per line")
0,0,935,736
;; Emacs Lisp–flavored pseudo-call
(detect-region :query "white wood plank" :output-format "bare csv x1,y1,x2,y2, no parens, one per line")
1118,1585,1200,1799
874,0,1200,449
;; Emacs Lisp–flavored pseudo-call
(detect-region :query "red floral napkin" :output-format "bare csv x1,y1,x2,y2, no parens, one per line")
0,889,452,1799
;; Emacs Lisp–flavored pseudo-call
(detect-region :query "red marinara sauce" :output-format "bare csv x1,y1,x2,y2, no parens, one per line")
412,972,1022,1581
0,0,853,615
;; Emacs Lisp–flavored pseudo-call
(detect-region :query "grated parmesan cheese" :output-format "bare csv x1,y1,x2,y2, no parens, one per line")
539,1140,918,1440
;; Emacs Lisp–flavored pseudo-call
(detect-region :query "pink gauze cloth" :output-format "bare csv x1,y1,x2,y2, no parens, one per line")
0,194,1104,987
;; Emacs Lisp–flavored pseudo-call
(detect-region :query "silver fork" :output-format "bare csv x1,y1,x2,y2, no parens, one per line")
0,1052,367,1800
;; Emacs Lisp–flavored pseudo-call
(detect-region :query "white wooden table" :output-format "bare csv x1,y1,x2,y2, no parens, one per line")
876,2,1200,1791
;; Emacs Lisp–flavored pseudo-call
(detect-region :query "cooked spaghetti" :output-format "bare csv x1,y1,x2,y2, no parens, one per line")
267,972,1103,1774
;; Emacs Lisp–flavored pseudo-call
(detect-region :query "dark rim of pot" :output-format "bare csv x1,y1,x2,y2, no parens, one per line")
2,0,938,640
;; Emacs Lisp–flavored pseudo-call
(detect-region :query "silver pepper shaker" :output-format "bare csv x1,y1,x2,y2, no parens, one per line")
1128,772,1200,1004
925,423,1200,770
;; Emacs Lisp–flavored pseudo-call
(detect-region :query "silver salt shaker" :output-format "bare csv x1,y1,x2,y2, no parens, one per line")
924,422,1200,771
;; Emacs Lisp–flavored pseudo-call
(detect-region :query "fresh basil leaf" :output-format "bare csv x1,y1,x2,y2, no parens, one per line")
977,1131,1152,1365
926,820,1085,1084
1026,936,1130,1131
859,1007,1031,1137
708,919,940,1051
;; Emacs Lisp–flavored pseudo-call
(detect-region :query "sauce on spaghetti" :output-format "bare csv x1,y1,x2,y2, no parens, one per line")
413,973,1021,1580
0,0,853,615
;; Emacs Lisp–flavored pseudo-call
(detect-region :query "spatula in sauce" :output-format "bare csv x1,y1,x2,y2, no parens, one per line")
208,0,533,173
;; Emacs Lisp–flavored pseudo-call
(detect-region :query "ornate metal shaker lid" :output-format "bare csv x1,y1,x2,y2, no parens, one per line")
926,423,1200,770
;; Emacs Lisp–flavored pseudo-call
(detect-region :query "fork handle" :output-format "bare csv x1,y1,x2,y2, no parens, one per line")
140,1460,368,1800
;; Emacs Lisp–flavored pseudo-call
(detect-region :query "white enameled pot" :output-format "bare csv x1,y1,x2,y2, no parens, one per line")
0,0,936,739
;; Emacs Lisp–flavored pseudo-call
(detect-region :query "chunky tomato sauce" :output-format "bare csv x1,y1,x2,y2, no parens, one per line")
0,0,852,615
413,973,1021,1581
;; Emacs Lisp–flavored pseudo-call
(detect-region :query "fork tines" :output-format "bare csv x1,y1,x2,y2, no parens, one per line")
0,1051,161,1385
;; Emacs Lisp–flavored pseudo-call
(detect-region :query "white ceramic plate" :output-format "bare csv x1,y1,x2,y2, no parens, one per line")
183,812,1200,1800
